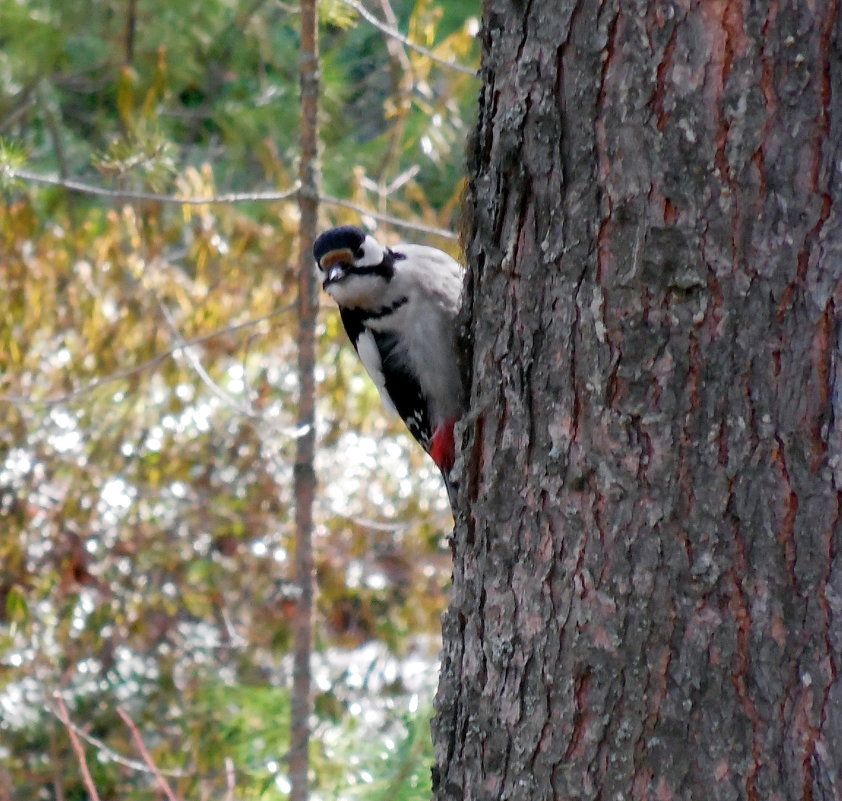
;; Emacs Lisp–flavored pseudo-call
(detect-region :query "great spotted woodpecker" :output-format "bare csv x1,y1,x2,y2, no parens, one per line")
314,225,464,482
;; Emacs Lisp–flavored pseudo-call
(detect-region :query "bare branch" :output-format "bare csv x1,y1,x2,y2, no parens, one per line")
224,757,237,801
0,306,295,409
6,167,299,205
6,168,459,239
53,695,102,801
376,0,412,75
320,193,458,240
329,511,411,533
116,707,180,801
148,291,316,441
336,0,477,76
290,0,319,797
154,295,260,419
45,702,188,778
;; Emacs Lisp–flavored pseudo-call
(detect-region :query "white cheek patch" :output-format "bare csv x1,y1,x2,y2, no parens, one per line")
357,235,385,267
356,330,397,415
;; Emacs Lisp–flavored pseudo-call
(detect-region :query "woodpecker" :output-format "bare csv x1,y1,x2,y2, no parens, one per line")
313,225,464,480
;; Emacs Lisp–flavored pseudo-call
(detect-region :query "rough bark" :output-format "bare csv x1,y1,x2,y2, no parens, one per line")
433,1,842,800
290,1,320,799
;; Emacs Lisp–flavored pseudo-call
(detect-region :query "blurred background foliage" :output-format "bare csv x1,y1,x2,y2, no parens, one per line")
0,0,478,797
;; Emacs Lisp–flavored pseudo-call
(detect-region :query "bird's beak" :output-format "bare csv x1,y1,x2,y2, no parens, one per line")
319,248,355,289
323,263,347,288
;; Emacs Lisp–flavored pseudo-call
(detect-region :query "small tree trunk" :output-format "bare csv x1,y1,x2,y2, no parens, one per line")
433,1,842,799
290,1,320,799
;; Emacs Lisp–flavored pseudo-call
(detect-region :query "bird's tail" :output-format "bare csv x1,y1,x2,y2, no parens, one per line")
429,420,456,474
430,420,458,510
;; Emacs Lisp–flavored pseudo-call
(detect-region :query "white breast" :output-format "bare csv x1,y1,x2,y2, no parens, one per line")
356,329,397,415
365,291,462,427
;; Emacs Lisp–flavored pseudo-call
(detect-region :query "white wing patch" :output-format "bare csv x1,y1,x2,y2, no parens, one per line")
356,329,397,415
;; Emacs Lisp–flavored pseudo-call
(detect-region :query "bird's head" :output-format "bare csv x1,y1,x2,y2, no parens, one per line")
313,226,393,308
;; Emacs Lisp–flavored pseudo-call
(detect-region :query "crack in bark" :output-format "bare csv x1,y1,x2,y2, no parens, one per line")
773,434,800,591
652,20,677,132
728,503,763,801
594,6,621,286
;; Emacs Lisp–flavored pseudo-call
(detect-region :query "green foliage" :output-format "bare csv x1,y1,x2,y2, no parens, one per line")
0,0,477,797
0,0,477,209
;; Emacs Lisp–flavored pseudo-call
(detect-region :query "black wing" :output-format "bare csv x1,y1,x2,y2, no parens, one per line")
338,308,432,450
371,329,432,450
339,307,365,351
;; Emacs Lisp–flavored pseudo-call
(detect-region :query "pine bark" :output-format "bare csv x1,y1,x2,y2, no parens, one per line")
433,1,842,799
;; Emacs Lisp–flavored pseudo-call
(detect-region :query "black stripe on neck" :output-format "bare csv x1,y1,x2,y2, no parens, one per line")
352,249,397,281
358,296,408,321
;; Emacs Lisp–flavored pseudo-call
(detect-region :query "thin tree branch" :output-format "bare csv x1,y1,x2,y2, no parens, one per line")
371,0,413,199
0,306,294,409
224,757,236,801
116,707,180,801
336,0,477,75
5,168,459,238
153,295,260,419
290,0,320,799
319,193,457,239
48,719,67,801
38,84,69,180
6,167,300,204
45,703,188,778
149,292,312,440
376,0,412,75
328,510,411,533
53,696,102,801
125,0,137,66
0,88,37,132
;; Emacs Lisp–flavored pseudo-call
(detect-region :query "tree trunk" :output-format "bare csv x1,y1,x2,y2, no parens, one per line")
433,1,842,799
290,1,320,799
